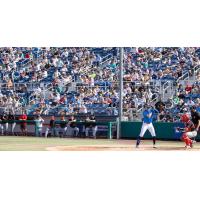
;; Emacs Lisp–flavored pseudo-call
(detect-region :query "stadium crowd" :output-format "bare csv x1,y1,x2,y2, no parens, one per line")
0,47,199,122
146,81,200,123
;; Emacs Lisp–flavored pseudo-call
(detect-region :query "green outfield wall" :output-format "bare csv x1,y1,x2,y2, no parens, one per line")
121,122,200,140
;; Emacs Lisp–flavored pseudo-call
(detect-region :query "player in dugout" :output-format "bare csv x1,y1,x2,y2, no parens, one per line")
84,115,97,139
67,115,79,137
45,116,57,138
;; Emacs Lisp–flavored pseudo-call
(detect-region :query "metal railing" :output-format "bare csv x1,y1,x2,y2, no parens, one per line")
100,53,113,66
162,81,172,100
177,71,190,83
193,65,200,75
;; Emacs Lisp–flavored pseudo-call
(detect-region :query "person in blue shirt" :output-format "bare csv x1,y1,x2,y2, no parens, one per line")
136,104,157,148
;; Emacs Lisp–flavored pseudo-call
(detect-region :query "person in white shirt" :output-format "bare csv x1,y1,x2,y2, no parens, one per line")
35,87,42,96
90,77,94,87
52,56,58,67
132,95,139,108
35,64,41,72
187,99,195,107
42,70,48,78
62,75,71,85
60,65,68,73
53,69,60,79
96,54,102,66
61,50,69,58
77,51,83,58
52,93,60,105
73,56,78,62
79,104,88,114
34,115,44,137
57,59,64,68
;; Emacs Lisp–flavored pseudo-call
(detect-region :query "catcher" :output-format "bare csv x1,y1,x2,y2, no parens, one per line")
176,114,197,149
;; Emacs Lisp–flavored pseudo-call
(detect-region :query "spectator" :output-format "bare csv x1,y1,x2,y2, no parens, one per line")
186,98,195,107
34,115,44,137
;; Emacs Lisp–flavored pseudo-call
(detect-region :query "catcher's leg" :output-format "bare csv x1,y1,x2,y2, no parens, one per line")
182,133,192,147
186,131,197,146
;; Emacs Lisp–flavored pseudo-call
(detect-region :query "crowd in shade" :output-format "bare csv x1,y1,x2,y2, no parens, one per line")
0,47,199,121
146,81,200,123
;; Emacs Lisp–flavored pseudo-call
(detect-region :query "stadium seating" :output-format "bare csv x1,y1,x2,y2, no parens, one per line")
0,47,199,119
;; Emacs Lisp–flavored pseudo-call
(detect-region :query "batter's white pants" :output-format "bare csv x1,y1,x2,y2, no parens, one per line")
186,131,197,138
139,122,156,137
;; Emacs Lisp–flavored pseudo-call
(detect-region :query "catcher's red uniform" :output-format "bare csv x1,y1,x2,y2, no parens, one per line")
181,114,196,147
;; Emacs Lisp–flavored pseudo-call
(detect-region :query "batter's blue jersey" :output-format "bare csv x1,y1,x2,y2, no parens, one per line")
142,110,153,123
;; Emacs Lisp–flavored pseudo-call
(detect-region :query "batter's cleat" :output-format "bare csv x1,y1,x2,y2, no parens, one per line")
136,145,139,148
153,145,157,149
185,145,191,149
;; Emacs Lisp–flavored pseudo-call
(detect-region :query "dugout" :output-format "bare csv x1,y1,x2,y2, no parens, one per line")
0,115,117,139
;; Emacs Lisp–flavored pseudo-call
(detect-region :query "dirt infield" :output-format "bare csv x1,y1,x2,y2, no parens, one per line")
46,144,200,151
46,145,134,151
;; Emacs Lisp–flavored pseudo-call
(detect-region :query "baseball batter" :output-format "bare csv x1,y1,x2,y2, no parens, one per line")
136,104,157,148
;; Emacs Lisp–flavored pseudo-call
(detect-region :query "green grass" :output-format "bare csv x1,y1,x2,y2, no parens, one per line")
0,136,119,151
1,136,200,151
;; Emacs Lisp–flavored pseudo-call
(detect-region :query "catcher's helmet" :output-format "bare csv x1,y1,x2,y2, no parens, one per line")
181,114,190,123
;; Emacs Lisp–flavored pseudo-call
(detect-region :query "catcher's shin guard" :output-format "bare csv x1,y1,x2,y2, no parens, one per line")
182,133,192,146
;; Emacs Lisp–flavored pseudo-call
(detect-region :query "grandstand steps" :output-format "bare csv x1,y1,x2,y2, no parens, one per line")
162,73,198,102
